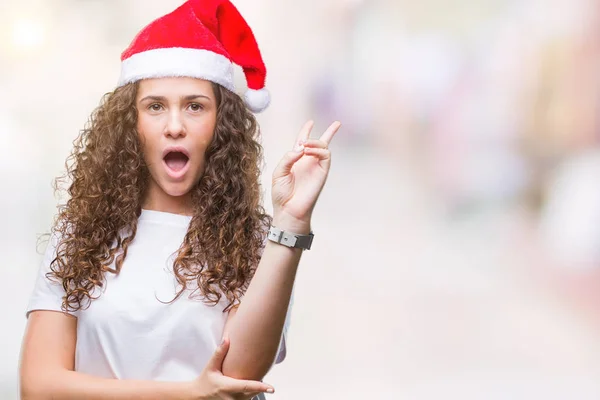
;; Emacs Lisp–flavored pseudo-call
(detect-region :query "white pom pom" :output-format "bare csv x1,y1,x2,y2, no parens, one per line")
244,88,271,113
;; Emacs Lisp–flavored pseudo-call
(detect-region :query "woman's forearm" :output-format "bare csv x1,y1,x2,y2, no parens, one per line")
21,370,195,400
221,215,309,380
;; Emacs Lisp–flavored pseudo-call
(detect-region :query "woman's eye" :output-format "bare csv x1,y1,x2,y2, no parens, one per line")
189,103,204,112
149,103,163,111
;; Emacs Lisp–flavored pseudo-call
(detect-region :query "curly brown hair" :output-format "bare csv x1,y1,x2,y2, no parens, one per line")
47,81,271,313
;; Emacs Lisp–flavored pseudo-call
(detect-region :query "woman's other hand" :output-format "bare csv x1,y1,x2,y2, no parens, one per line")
191,336,274,400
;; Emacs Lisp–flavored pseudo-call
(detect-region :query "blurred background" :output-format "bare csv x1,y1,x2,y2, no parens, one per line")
2,0,600,398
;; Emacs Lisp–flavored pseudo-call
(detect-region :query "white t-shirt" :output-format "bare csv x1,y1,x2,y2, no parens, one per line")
26,209,291,383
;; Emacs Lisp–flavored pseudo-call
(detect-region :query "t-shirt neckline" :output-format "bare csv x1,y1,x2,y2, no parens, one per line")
139,208,193,227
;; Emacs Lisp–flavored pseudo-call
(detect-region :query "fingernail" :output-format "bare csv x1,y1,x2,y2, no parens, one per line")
266,388,274,393
295,144,304,152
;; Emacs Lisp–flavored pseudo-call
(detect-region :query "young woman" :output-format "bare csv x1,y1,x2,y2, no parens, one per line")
18,1,341,399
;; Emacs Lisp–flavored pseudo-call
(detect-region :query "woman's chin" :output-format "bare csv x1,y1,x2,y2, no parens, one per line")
160,180,195,197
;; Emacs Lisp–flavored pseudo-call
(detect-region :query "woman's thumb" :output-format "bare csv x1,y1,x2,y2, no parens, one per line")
207,336,230,370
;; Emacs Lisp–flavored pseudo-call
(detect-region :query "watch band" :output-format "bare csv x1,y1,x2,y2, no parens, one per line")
267,225,314,250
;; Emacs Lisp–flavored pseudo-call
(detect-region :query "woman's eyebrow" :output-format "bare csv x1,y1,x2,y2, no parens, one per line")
139,94,211,102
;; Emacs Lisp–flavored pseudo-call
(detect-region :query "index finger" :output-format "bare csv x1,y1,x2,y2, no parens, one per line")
293,120,314,151
320,121,342,145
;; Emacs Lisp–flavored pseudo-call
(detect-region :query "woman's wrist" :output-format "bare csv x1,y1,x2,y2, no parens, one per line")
271,212,311,235
182,380,206,400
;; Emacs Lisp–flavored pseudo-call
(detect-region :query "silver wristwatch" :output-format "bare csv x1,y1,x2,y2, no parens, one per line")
267,225,314,250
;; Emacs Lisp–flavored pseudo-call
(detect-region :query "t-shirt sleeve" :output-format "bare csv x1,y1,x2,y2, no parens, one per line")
25,232,75,318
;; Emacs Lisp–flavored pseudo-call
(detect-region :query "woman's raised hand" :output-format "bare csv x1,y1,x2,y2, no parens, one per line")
271,120,342,231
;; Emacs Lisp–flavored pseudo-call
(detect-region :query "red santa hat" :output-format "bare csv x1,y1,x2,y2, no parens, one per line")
117,0,270,113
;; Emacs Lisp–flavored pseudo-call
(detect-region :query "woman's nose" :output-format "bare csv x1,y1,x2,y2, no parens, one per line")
165,111,186,138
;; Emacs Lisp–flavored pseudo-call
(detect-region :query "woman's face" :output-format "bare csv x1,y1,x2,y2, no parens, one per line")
136,77,217,211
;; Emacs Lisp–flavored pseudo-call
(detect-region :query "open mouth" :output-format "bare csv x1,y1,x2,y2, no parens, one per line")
163,151,189,172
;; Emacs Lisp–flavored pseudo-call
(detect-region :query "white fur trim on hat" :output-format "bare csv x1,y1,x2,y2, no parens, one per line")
118,47,235,90
244,88,270,113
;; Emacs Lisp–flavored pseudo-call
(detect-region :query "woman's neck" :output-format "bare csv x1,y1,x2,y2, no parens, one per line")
142,182,194,216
